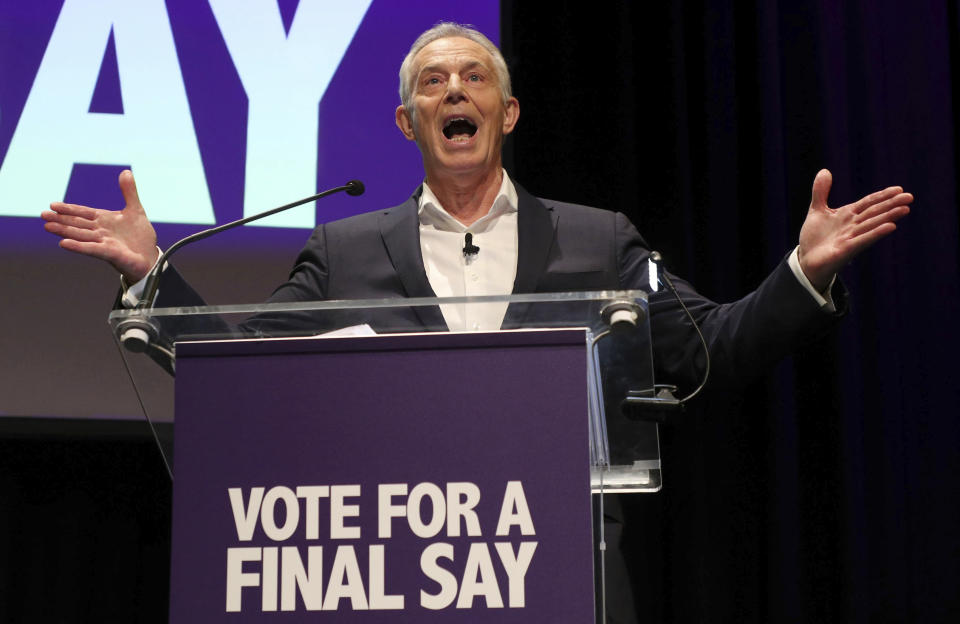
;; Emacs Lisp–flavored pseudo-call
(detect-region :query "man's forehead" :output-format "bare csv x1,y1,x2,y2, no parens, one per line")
412,36,495,74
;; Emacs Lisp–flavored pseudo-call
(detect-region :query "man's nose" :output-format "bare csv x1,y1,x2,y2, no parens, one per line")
444,75,467,102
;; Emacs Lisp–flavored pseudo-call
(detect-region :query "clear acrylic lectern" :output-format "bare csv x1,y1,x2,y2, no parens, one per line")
109,290,662,493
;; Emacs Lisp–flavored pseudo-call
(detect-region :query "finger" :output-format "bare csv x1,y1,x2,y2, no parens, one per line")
851,205,910,238
118,169,145,213
855,193,913,222
810,168,832,209
59,234,140,272
851,186,905,214
59,238,114,259
43,221,103,242
41,210,96,230
47,201,99,220
844,222,899,255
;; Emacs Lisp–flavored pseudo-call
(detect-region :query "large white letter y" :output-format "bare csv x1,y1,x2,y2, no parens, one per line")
210,0,372,228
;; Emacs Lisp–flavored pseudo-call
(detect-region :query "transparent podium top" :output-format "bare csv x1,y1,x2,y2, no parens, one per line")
110,291,662,492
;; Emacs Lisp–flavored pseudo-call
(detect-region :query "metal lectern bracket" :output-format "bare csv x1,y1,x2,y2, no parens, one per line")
621,385,683,423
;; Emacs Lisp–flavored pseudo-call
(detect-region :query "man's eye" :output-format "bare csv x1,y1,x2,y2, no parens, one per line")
468,74,481,82
427,77,441,85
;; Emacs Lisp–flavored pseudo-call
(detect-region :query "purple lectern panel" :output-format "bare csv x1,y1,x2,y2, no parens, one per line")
171,330,594,623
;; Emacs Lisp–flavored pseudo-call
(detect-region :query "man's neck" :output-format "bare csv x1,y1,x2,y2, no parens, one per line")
424,168,503,227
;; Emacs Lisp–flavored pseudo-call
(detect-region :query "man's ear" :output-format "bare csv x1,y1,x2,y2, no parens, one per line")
396,105,416,141
501,97,520,135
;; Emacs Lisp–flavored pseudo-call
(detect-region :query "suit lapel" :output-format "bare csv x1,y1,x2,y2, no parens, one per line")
502,184,558,329
512,183,557,294
379,193,448,330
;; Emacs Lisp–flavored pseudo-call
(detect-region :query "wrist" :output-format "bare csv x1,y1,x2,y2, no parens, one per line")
121,246,162,284
797,249,833,293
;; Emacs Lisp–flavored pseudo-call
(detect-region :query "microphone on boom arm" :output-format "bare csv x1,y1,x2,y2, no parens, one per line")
115,180,366,355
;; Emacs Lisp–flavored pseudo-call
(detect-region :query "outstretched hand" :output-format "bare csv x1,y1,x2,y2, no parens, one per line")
798,169,913,292
42,170,159,283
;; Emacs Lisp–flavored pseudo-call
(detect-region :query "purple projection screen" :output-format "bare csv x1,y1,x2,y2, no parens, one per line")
0,1,498,420
0,0,499,249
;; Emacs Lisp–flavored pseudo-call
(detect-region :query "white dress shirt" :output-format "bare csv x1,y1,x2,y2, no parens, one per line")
418,171,518,331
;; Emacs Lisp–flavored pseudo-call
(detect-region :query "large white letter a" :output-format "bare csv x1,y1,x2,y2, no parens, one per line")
0,0,214,223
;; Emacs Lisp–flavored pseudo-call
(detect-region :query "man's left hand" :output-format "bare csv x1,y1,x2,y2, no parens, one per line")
798,168,913,292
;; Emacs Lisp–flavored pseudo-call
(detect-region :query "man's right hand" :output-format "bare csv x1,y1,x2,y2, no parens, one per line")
42,169,159,283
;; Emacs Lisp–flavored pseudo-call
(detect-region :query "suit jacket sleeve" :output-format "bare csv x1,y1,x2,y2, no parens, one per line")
613,212,848,391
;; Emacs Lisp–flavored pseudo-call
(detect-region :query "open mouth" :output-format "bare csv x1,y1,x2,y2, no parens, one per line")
442,117,478,141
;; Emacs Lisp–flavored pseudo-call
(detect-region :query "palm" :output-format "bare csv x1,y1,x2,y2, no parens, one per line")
798,169,912,291
42,170,158,282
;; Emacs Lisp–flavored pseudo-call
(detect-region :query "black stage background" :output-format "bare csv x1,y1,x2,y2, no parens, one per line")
3,2,959,622
504,2,960,621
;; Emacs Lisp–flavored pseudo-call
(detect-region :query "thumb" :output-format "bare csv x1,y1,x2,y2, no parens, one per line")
810,168,833,210
117,169,145,213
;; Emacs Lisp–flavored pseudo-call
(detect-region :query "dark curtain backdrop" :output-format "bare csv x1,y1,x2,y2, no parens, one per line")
504,1,960,622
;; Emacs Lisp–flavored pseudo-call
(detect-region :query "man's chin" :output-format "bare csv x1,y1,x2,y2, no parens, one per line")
434,160,500,178
428,152,497,176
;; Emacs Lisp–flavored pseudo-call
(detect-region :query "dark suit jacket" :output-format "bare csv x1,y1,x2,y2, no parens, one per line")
157,182,844,392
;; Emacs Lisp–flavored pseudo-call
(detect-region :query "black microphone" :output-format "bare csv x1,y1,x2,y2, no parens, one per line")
118,180,365,352
137,180,364,310
463,232,480,256
344,180,365,196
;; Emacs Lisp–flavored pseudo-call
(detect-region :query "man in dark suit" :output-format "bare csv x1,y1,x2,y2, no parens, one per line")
40,22,911,347
42,21,912,623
